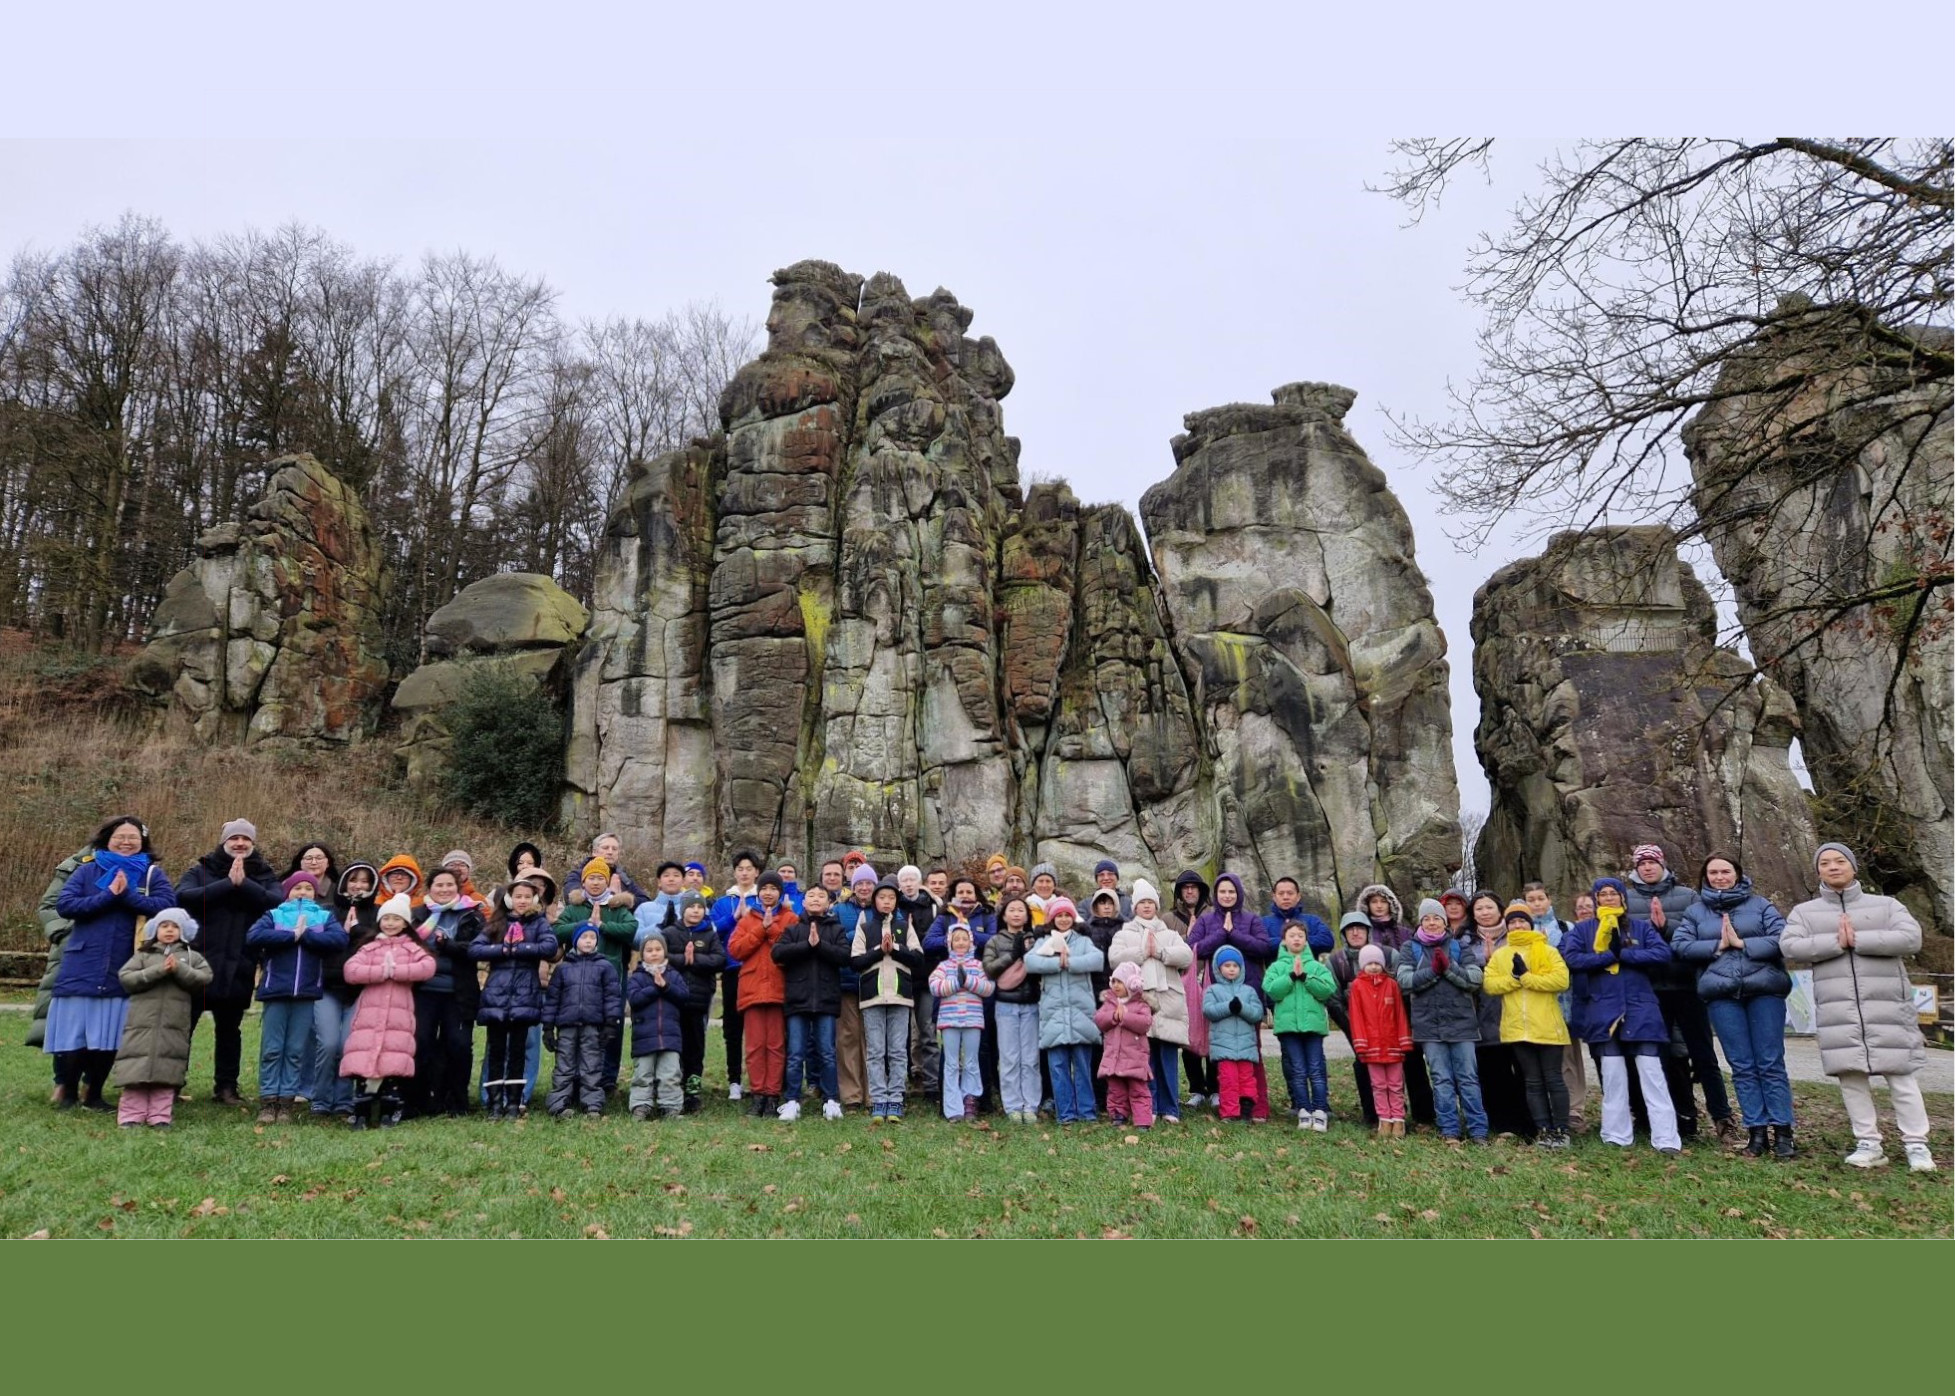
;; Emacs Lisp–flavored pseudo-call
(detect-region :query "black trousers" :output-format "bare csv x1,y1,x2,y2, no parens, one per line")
1655,989,1731,1131
721,967,743,1084
191,993,249,1092
1182,1049,1214,1097
55,1048,116,1094
1512,1042,1570,1133
482,1022,530,1089
677,1007,710,1092
1476,1041,1536,1137
412,989,475,1115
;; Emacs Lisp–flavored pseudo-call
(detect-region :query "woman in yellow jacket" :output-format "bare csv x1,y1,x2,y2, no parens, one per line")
1482,902,1572,1149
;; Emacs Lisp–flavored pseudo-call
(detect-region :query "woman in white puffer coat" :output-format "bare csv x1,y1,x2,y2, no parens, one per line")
1780,842,1935,1173
1109,879,1194,1125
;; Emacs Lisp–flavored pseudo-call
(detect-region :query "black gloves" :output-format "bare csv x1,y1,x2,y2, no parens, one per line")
1226,996,1241,1016
542,1026,559,1054
604,1022,621,1046
1511,953,1528,978
1608,927,1622,955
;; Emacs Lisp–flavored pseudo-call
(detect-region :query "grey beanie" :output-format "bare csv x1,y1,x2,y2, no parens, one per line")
677,891,707,916
1030,862,1058,883
1417,898,1446,922
220,818,258,843
1814,841,1858,872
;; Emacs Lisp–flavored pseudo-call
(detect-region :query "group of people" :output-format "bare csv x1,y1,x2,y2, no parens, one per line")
33,815,1938,1172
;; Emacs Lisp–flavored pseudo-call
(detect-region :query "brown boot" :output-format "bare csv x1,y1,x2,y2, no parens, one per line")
256,1099,279,1124
215,1085,245,1107
1714,1115,1745,1149
273,1100,294,1124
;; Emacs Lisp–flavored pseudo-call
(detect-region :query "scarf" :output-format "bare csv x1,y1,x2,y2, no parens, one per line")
1593,904,1624,974
94,849,151,889
272,899,331,932
1415,924,1451,946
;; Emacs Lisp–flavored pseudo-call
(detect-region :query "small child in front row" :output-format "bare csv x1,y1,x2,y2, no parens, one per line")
1264,921,1338,1131
114,907,212,1128
1094,962,1154,1127
340,893,437,1128
627,934,690,1119
929,924,994,1121
545,924,624,1117
1203,946,1268,1121
1347,943,1414,1136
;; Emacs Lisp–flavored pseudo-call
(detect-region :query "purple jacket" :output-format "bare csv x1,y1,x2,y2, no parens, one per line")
1187,874,1273,995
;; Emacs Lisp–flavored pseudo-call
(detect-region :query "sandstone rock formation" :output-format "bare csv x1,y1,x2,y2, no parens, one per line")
1684,324,1953,938
394,572,588,789
1472,527,1818,909
1141,383,1461,903
568,262,1462,915
128,452,389,743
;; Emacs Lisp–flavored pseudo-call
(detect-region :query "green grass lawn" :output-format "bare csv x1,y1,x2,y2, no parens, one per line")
3,1012,1948,1239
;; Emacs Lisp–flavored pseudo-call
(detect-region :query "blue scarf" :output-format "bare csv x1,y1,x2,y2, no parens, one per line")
93,849,151,889
272,900,331,932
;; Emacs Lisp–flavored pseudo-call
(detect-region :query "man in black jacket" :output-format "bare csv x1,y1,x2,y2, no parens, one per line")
176,818,281,1105
772,884,852,1121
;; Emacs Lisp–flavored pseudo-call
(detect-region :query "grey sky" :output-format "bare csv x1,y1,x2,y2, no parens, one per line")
0,131,1933,809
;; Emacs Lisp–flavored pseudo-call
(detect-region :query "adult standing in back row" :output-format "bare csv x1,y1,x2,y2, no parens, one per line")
177,818,283,1106
1780,843,1936,1173
1626,843,1739,1147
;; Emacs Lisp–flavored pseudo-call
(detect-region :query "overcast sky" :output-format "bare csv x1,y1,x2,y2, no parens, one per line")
0,123,1941,809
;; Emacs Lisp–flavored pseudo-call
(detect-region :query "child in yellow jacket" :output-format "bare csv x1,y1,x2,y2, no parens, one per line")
1482,902,1572,1149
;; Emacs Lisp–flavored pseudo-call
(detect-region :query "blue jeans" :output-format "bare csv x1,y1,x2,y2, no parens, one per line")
941,1026,983,1117
1707,995,1793,1126
1050,1043,1096,1123
258,999,313,1098
1278,1031,1329,1114
785,1012,839,1103
310,995,358,1113
995,1003,1042,1114
1422,1039,1488,1138
1149,1039,1181,1118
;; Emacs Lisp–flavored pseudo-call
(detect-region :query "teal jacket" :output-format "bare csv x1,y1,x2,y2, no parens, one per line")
1202,976,1265,1061
1262,949,1336,1035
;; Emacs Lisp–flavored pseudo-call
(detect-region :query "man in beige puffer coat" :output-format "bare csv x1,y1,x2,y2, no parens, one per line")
1781,842,1935,1173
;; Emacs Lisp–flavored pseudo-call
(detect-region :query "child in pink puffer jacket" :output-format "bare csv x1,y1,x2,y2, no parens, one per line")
340,893,436,1128
1095,962,1155,1128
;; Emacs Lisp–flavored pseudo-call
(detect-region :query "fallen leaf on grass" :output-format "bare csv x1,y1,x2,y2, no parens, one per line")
1237,1215,1259,1235
1123,1135,1140,1145
190,1197,220,1217
270,1175,290,1187
550,1187,567,1202
583,1225,610,1239
1420,1209,1441,1221
663,1182,687,1195
24,1230,49,1239
654,1220,694,1237
748,1143,771,1153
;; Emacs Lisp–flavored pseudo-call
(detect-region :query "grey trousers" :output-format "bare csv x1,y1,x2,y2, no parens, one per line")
547,1025,605,1114
864,1003,911,1108
911,994,941,1092
630,1050,684,1113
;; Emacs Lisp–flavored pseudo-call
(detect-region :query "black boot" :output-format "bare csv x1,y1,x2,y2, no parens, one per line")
1744,1126,1769,1158
379,1090,406,1128
1772,1124,1796,1160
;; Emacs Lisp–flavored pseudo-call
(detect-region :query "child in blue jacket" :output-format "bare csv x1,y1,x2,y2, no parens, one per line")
245,871,347,1122
628,934,691,1119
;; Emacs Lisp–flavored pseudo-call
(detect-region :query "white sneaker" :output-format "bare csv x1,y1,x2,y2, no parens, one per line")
1312,1111,1328,1132
1843,1141,1888,1168
728,1083,742,1101
1297,1109,1311,1130
1904,1142,1936,1173
822,1099,844,1121
776,1099,800,1122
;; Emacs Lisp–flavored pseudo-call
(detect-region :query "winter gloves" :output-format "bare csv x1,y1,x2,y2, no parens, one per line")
542,1026,559,1054
1511,952,1528,979
1430,945,1449,974
1226,995,1242,1016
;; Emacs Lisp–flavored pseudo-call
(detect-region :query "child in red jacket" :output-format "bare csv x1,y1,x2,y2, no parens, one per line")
1348,943,1414,1136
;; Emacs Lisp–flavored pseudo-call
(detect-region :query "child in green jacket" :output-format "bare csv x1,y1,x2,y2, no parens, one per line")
1264,922,1337,1130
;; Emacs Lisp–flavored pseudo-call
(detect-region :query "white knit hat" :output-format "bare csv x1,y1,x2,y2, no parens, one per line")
377,893,415,923
1131,878,1160,908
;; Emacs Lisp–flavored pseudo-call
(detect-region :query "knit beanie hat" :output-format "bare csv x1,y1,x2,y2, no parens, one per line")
1029,862,1058,884
843,850,869,869
220,818,258,843
1504,901,1535,927
1357,944,1386,970
850,865,879,888
1131,878,1160,909
1631,843,1666,867
1045,896,1077,925
440,849,475,873
281,870,320,896
1111,961,1144,992
1417,898,1446,922
1814,841,1858,872
758,871,784,892
1093,859,1119,878
574,924,600,951
1590,876,1628,904
583,856,612,880
147,907,198,943
1005,865,1029,883
684,861,708,876
1213,945,1245,975
677,891,707,917
378,893,415,924
986,853,1008,872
